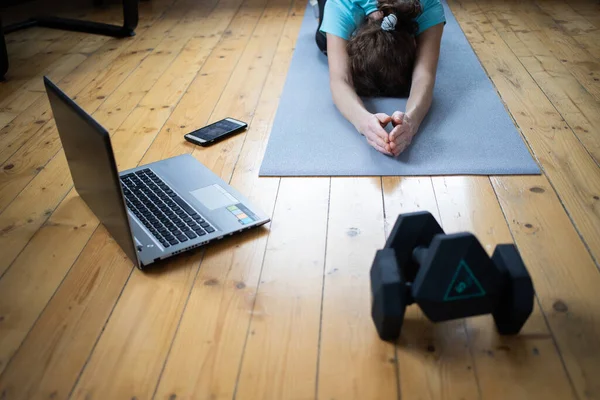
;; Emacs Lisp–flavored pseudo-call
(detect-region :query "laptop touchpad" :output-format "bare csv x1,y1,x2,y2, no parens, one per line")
190,184,239,210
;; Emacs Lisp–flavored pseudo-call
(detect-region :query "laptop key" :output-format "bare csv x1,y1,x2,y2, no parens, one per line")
185,231,197,239
169,239,179,245
182,216,192,223
192,215,203,221
206,227,215,233
176,234,188,242
173,196,197,216
193,227,205,234
200,222,210,228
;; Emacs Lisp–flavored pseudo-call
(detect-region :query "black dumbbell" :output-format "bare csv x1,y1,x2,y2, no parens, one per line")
370,211,535,342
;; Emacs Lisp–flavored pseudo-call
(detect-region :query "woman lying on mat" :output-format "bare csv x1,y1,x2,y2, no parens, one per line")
316,0,445,156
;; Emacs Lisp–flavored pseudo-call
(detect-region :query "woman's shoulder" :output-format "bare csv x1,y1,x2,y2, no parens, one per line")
416,0,446,34
419,0,444,13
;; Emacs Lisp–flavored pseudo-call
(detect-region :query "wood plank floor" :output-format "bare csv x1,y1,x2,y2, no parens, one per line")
0,0,599,398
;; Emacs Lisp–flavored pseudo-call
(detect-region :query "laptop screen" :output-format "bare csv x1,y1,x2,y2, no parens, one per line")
44,77,139,266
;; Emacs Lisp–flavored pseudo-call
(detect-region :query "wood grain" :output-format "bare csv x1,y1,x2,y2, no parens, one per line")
383,177,480,400
451,1,600,398
0,113,14,131
0,0,599,398
154,2,302,398
0,0,186,273
533,0,600,61
0,226,134,400
0,0,220,392
451,0,600,270
569,1,600,30
432,176,576,400
234,178,329,400
317,177,398,399
0,0,176,185
0,0,173,166
0,32,86,106
480,0,600,164
0,191,97,377
492,175,600,400
508,0,600,101
0,0,223,389
69,0,293,398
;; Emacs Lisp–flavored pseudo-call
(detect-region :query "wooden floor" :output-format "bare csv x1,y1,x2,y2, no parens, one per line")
0,0,599,398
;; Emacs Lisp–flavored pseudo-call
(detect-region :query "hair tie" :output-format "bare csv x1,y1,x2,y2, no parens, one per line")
381,14,397,31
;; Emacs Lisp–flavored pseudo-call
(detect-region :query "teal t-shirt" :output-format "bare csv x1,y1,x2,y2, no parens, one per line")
320,0,446,40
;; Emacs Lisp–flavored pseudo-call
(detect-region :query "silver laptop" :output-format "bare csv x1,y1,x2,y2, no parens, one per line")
44,76,270,269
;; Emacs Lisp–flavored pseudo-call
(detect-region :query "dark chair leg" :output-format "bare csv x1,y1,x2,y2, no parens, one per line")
0,17,8,81
5,0,139,38
122,0,139,35
1,0,140,78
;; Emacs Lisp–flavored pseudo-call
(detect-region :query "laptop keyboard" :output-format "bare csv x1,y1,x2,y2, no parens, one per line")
120,168,215,248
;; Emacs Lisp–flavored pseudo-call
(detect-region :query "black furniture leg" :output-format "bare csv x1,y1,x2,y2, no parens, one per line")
4,0,139,38
0,17,7,81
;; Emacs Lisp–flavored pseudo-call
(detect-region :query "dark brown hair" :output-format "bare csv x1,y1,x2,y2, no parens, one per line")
347,0,422,97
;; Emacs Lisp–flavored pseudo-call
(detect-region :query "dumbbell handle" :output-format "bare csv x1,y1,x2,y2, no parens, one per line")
403,246,427,306
412,246,428,265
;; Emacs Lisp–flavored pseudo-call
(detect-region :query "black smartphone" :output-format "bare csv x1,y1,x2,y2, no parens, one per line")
184,117,247,146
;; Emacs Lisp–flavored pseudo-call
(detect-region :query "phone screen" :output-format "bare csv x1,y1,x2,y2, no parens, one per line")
188,119,244,141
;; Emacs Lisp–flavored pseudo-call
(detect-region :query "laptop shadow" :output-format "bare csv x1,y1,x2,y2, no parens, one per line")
142,225,271,276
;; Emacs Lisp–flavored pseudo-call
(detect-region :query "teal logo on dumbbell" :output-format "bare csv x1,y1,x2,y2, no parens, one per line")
455,281,468,293
443,260,486,301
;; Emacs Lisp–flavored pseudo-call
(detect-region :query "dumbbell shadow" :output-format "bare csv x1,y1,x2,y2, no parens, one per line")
394,312,547,374
370,211,535,343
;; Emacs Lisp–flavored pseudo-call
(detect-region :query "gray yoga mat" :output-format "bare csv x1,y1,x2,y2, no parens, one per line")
259,0,540,176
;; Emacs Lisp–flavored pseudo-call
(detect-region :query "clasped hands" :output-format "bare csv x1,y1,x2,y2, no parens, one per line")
358,111,416,157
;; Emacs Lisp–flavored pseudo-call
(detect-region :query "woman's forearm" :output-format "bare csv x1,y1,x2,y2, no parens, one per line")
405,72,435,130
405,24,444,131
330,77,370,130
